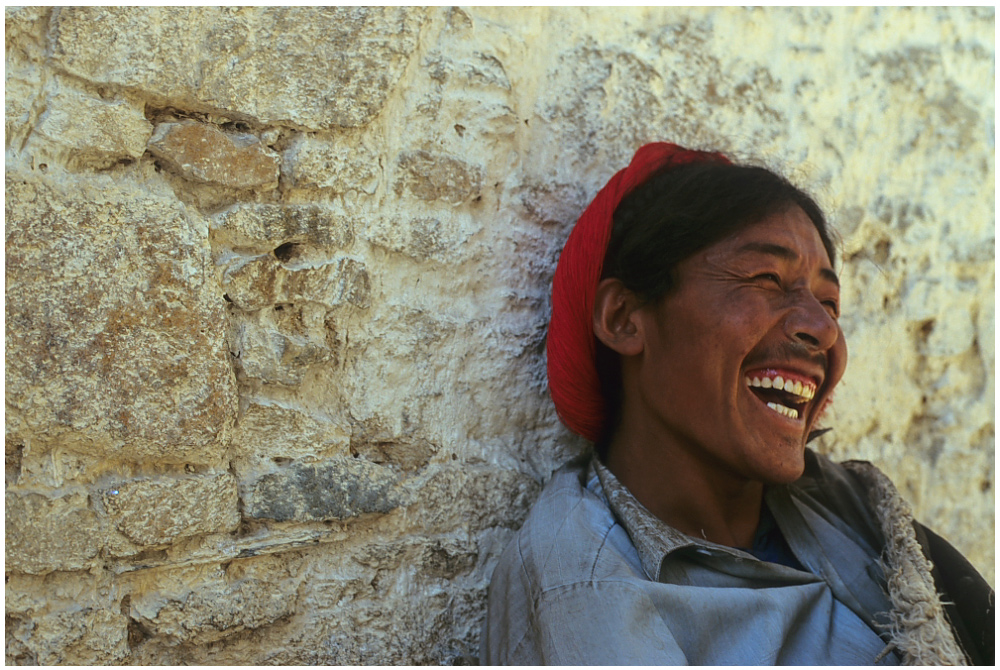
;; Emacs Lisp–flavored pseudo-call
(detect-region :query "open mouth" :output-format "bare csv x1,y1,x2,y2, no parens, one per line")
744,370,817,421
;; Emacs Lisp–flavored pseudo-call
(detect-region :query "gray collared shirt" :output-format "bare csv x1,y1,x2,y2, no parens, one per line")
481,452,900,665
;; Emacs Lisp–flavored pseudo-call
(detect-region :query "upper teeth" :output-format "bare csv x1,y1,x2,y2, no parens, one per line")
744,375,816,400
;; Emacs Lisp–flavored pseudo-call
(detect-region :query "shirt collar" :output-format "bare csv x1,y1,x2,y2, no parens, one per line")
591,455,757,581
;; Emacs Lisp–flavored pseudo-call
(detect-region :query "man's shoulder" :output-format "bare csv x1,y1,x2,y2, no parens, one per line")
492,456,644,593
482,458,689,664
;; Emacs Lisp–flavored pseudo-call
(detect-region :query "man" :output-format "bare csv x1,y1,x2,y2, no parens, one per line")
481,143,993,665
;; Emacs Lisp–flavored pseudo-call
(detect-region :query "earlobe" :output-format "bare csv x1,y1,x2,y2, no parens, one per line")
593,278,645,356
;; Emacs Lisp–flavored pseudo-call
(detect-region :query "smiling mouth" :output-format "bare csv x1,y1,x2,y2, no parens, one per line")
744,371,817,421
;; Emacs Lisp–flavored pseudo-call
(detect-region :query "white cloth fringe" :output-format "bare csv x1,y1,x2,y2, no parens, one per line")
842,461,967,666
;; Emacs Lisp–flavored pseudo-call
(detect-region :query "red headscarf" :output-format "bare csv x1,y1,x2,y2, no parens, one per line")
546,142,732,442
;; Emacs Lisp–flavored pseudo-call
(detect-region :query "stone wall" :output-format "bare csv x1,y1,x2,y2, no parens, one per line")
5,7,993,664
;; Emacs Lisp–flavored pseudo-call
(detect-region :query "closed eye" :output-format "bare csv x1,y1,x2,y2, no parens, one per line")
822,300,840,318
753,273,781,286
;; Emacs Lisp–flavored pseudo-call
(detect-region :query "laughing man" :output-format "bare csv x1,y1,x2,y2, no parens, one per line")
481,143,994,665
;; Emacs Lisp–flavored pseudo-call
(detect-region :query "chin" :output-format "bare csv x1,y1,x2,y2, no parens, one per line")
754,443,808,485
764,464,806,485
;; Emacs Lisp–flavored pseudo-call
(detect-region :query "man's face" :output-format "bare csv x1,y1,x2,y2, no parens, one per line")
633,206,847,484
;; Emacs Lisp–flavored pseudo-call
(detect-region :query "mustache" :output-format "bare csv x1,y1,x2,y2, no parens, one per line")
743,342,827,375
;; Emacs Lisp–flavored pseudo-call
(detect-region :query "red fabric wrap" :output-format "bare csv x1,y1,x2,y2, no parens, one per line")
546,142,732,442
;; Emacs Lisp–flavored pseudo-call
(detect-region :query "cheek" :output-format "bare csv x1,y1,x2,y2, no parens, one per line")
827,330,848,389
716,309,771,361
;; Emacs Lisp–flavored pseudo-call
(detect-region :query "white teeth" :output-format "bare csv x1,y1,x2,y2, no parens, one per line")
766,402,800,419
744,375,818,401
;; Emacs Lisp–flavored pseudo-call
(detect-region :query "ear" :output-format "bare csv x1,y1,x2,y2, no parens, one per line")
593,278,645,356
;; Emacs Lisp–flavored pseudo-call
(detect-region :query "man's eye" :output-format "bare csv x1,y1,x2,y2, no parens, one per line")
754,273,781,285
822,300,840,317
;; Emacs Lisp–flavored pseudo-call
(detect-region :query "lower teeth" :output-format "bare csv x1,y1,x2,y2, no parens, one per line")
766,402,798,419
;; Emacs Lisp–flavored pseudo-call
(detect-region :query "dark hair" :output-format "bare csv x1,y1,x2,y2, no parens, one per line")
595,161,836,457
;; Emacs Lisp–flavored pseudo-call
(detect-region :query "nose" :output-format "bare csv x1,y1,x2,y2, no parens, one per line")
784,291,840,352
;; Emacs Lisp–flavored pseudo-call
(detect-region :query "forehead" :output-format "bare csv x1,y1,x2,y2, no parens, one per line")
706,207,836,273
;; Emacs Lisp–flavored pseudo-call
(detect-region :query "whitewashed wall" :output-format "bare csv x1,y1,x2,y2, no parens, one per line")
5,7,993,664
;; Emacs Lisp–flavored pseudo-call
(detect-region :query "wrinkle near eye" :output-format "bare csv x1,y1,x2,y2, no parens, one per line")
677,254,741,285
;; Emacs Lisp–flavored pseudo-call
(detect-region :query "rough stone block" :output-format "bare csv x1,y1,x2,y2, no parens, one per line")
136,581,295,645
223,255,371,311
13,446,96,491
349,435,439,473
147,121,279,189
4,8,49,146
364,216,478,264
352,537,478,580
5,68,43,149
228,302,342,386
244,458,400,522
49,7,425,129
281,133,380,193
34,87,152,169
408,466,541,534
5,490,101,574
229,401,350,469
4,172,237,462
394,150,483,204
5,6,51,50
212,203,355,249
255,547,487,665
128,559,299,645
5,607,129,665
100,472,239,548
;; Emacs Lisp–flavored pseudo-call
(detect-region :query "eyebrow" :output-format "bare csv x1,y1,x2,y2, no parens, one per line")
736,241,841,288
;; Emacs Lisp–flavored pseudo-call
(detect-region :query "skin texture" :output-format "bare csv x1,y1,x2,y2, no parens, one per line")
594,206,847,547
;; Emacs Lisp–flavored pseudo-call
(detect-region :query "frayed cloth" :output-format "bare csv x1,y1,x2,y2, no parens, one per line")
843,461,968,665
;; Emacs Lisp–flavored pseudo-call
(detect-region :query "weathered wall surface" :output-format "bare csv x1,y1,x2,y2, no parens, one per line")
5,6,993,664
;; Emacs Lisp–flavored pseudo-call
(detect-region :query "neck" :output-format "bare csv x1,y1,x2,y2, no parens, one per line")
604,413,764,548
